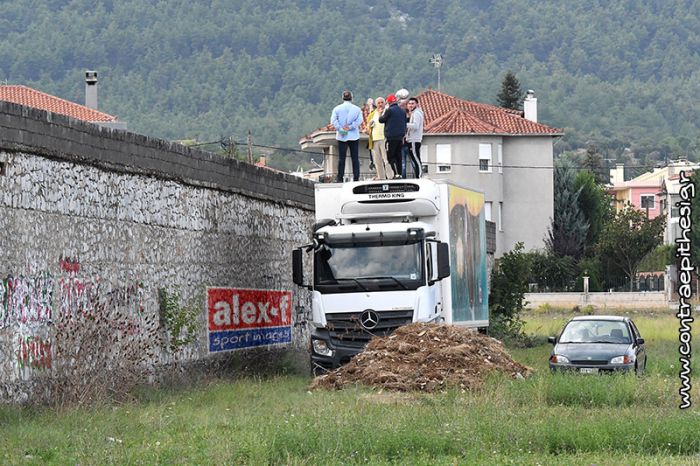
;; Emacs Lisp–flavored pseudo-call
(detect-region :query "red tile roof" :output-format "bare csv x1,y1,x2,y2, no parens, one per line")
425,107,501,133
417,89,561,135
0,85,117,122
302,89,562,141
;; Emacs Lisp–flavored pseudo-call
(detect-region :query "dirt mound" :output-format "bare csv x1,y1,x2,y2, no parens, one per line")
310,323,531,392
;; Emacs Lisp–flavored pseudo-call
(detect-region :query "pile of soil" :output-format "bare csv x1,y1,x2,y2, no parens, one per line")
310,323,531,392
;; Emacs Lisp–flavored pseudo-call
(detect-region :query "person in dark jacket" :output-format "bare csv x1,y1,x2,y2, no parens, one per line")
378,93,407,178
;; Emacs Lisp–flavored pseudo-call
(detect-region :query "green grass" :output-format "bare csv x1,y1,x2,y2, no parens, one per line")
1,311,699,465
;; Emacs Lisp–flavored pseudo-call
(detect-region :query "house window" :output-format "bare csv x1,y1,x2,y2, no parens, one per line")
498,202,503,231
436,144,452,173
479,143,492,173
640,194,655,209
498,144,503,174
484,201,492,221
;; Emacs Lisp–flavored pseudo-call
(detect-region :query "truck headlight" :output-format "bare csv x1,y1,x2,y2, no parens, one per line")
312,339,334,357
610,355,634,364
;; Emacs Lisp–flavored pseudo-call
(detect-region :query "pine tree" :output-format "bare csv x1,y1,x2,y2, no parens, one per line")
575,169,612,256
545,159,589,259
496,71,524,110
582,145,609,185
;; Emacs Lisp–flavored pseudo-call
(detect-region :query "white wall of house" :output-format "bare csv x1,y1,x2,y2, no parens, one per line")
501,137,554,255
422,135,553,256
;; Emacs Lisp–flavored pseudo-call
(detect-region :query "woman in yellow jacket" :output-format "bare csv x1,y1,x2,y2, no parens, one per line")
366,96,392,179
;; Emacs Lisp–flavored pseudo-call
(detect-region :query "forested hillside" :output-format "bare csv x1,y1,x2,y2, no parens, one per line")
1,0,698,170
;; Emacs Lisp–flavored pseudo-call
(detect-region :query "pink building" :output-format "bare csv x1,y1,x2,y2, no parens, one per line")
608,161,699,220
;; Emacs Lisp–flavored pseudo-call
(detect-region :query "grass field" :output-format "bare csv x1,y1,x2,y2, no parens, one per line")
1,311,699,465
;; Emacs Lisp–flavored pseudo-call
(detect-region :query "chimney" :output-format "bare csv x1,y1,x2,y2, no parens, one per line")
523,89,537,122
85,70,98,109
610,163,625,184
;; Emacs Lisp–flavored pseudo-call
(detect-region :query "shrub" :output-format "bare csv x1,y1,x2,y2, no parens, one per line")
528,251,577,291
489,243,532,340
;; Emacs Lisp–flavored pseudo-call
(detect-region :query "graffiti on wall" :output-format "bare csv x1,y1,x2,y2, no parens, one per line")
0,271,144,330
0,273,54,328
17,334,52,370
57,277,144,335
1,256,151,387
59,256,81,273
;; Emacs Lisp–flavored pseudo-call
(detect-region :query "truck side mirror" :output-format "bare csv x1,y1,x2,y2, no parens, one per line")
292,248,304,286
437,242,450,280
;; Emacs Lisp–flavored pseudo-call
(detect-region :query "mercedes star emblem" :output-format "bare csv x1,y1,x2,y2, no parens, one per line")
360,310,379,330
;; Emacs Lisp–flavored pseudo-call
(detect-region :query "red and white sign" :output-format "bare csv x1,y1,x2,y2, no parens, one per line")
208,288,291,331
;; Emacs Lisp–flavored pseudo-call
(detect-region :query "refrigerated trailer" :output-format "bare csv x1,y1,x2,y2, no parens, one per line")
292,178,488,373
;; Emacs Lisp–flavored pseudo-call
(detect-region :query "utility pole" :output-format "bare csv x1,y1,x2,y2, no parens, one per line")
247,130,254,164
429,53,443,91
227,136,235,159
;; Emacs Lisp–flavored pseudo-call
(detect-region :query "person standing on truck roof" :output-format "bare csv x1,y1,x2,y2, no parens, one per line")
396,88,411,178
406,97,424,178
364,98,377,174
331,90,364,182
379,93,407,179
367,96,392,179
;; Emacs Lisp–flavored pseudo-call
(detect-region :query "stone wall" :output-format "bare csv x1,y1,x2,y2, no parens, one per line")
0,101,315,403
524,292,669,311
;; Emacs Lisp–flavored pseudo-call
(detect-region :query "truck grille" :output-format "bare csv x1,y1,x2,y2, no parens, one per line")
326,309,414,348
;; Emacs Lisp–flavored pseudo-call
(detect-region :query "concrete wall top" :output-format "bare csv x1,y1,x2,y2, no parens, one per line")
0,101,314,211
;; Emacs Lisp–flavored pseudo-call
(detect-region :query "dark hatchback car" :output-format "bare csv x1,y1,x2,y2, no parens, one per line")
548,316,647,375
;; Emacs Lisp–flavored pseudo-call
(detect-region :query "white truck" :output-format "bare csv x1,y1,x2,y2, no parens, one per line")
292,178,488,373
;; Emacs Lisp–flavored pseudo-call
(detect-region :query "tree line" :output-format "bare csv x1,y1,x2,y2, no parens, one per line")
0,0,698,170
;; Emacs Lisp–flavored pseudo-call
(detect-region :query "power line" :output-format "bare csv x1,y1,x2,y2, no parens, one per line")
186,139,225,147
250,142,326,157
181,136,696,172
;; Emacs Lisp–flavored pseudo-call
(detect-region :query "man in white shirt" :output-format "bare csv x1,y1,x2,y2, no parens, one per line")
406,97,424,178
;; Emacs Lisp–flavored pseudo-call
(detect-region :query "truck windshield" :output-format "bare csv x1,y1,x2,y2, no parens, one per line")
314,241,424,293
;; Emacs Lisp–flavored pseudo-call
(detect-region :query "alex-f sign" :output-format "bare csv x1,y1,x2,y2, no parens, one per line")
208,288,292,352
